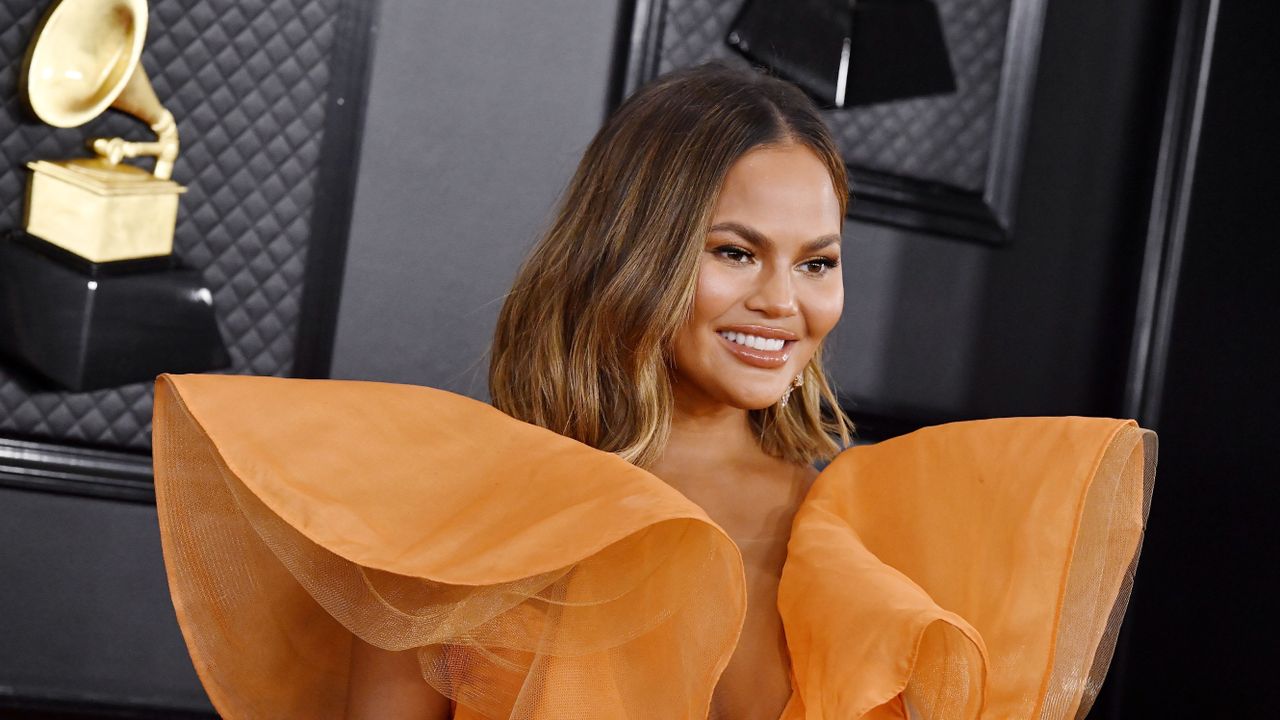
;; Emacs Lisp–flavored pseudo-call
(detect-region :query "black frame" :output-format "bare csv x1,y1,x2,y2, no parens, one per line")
0,0,379,505
292,0,380,381
616,0,1049,245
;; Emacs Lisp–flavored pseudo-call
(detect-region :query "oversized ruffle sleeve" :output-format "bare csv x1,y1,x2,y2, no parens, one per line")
151,373,747,720
778,417,1155,720
154,374,1153,720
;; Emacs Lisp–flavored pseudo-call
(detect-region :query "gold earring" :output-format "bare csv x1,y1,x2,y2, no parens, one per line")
779,373,805,409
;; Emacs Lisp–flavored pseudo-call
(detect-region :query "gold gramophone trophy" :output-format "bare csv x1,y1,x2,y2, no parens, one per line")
21,0,185,264
0,0,228,391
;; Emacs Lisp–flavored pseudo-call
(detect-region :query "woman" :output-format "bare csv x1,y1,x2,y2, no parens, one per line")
152,64,1154,719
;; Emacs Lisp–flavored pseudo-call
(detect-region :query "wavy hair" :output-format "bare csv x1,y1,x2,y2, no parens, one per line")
489,62,852,467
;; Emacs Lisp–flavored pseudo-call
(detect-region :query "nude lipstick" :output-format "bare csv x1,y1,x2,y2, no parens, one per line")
715,325,798,369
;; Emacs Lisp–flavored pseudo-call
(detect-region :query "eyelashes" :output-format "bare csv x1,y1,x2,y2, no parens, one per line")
713,245,753,264
711,245,840,275
800,257,840,274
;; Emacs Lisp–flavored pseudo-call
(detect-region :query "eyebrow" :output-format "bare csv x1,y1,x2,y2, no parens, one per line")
709,222,842,253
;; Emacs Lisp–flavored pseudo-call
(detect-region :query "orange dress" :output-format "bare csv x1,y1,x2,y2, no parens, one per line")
151,373,1153,719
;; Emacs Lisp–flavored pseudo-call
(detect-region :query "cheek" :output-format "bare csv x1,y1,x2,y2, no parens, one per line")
674,260,743,374
690,259,743,325
802,280,844,339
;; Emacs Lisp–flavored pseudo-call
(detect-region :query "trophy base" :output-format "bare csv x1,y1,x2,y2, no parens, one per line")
11,230,175,277
0,230,230,392
24,158,186,263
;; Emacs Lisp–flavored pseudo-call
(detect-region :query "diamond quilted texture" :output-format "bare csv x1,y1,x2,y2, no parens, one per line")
654,0,1011,191
0,0,337,450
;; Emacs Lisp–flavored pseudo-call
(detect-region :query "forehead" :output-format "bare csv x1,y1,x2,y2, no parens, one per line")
711,143,843,237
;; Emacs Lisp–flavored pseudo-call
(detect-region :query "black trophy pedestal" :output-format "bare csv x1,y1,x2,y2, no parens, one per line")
0,231,230,392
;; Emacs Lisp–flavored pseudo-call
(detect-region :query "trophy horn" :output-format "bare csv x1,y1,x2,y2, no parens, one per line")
21,0,179,179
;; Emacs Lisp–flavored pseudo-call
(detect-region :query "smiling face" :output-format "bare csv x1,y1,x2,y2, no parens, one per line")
672,142,845,411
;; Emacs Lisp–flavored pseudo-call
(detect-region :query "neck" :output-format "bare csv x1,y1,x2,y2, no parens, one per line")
654,377,809,544
656,378,763,478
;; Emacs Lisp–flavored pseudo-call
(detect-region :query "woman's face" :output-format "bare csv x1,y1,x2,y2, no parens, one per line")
672,142,844,411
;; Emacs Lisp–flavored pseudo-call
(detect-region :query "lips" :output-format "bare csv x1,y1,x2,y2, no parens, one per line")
716,325,797,369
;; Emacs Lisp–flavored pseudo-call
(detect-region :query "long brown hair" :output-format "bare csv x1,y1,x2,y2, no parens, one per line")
490,62,852,467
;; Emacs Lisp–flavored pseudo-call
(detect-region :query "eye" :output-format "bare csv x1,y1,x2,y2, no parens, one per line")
713,245,754,264
799,256,840,276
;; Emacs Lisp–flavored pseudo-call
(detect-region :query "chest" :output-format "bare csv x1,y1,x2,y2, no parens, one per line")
650,458,814,719
709,535,794,720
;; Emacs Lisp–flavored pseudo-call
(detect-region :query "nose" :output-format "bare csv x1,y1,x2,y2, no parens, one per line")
745,264,798,318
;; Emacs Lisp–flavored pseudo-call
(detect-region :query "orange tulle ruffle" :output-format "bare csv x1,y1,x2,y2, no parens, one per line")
151,373,1153,719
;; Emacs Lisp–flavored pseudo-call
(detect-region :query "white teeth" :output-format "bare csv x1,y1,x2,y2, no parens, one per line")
718,331,787,352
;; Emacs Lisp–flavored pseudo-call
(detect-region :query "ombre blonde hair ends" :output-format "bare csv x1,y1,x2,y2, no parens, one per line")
490,63,852,467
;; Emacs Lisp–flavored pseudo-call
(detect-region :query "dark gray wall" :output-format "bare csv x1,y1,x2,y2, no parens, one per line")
826,219,987,419
0,487,209,711
330,0,623,396
965,0,1164,421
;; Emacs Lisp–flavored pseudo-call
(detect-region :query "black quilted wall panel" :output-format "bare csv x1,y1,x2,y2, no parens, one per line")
0,0,338,450
651,0,1011,191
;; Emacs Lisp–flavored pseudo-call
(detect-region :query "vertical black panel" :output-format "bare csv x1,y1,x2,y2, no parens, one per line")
292,0,379,378
1116,0,1280,715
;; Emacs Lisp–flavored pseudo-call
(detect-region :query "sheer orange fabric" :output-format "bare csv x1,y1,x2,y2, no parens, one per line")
777,418,1153,720
152,374,1153,719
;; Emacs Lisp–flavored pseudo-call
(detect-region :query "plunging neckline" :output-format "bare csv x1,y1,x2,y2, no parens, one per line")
705,474,815,720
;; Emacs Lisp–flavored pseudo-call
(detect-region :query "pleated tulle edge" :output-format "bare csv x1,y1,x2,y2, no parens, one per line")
1034,422,1154,719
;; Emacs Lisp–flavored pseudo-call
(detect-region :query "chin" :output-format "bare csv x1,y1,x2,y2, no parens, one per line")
718,384,790,411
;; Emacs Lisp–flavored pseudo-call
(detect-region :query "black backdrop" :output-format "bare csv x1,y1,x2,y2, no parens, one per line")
0,0,371,448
